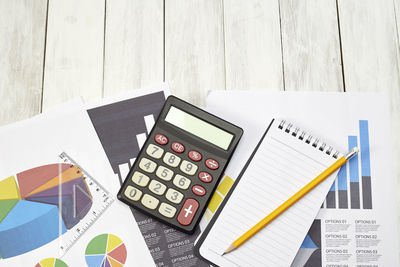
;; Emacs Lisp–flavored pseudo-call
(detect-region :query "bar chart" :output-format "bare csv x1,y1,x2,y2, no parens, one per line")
325,120,372,209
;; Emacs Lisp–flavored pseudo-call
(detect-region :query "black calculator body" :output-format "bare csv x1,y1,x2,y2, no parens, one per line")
117,96,243,234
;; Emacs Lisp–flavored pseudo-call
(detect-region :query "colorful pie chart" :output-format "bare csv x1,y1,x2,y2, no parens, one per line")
85,234,127,267
35,258,68,267
0,164,93,259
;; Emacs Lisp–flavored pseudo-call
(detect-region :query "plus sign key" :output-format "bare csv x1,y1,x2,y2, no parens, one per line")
177,199,199,226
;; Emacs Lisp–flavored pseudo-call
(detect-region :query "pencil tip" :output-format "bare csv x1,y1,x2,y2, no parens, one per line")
222,244,236,256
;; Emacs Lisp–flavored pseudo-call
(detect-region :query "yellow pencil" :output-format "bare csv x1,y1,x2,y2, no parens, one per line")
223,147,359,255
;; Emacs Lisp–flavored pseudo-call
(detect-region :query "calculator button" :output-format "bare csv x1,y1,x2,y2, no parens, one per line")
156,166,174,181
180,160,198,175
158,203,177,218
146,144,164,159
177,199,199,226
198,171,213,183
192,185,206,196
188,150,202,162
155,134,168,145
163,152,181,167
166,188,184,204
149,180,167,195
139,158,157,173
131,171,150,187
141,194,159,210
205,158,219,170
171,142,185,153
124,185,143,201
173,174,191,190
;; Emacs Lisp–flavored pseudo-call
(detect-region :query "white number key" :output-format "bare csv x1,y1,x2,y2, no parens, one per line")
141,194,159,210
165,188,184,204
131,171,150,187
149,180,167,195
124,185,142,201
180,160,198,175
173,174,191,190
163,152,181,167
139,157,157,173
156,166,174,181
146,144,164,159
158,203,177,218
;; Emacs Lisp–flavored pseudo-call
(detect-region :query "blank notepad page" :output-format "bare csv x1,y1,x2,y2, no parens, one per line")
198,120,342,266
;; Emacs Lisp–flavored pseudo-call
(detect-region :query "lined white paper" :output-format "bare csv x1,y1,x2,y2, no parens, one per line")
198,119,341,266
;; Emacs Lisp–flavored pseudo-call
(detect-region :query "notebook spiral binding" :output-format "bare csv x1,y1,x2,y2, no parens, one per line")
278,120,339,159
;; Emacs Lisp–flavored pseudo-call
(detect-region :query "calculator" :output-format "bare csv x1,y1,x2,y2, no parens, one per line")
117,96,243,234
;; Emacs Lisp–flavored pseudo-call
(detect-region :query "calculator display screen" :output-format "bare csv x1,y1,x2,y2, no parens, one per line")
165,106,234,150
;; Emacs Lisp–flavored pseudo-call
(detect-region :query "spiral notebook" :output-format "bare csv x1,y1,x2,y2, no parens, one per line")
195,119,343,266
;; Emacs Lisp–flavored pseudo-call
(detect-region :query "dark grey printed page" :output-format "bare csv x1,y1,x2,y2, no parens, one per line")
87,87,209,267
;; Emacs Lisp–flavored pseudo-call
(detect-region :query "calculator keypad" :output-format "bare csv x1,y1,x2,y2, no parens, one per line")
180,160,198,175
121,132,227,233
139,158,157,173
131,171,150,187
173,174,191,189
156,166,174,181
163,152,181,167
166,188,184,204
141,194,159,209
146,144,164,159
149,180,167,195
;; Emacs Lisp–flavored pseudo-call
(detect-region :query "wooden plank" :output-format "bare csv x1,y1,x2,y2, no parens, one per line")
103,0,163,96
223,0,283,91
280,0,343,92
165,0,225,106
337,0,400,229
42,0,105,110
0,0,47,125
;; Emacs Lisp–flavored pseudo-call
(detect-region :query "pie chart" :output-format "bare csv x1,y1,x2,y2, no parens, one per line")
0,164,93,259
85,234,127,267
35,258,68,267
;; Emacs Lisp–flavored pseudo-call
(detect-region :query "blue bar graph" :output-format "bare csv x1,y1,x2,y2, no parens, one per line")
326,180,336,208
348,136,360,208
325,120,372,210
337,164,348,208
359,120,372,208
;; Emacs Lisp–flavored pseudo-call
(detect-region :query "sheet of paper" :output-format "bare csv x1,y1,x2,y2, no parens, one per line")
87,84,210,267
198,119,341,266
0,100,154,266
199,91,399,266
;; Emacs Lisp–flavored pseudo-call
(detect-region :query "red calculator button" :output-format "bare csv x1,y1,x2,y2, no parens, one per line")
192,185,206,196
177,198,199,226
171,142,185,153
198,172,213,183
188,150,202,162
205,159,219,170
155,134,168,145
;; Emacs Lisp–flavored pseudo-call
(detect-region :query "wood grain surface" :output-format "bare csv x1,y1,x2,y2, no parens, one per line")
0,0,399,255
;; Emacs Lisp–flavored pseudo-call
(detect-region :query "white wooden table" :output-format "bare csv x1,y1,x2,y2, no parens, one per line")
1,0,399,249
